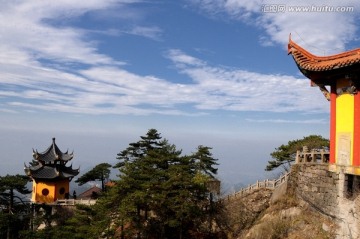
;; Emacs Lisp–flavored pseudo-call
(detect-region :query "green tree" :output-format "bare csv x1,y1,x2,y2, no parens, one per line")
112,129,222,239
114,128,164,168
265,135,329,172
192,145,218,177
21,204,98,239
35,129,224,239
75,163,112,191
0,174,31,239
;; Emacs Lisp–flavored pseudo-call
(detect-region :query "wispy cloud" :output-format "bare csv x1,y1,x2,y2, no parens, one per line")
189,0,360,55
245,118,328,124
0,0,329,116
126,26,163,40
165,50,328,113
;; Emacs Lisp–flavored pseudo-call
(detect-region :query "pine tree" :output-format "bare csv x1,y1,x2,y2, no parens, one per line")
39,129,223,239
0,174,31,239
265,135,329,172
75,163,112,191
112,129,221,238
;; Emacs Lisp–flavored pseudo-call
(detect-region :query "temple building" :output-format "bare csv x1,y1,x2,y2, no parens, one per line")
24,138,79,204
288,36,360,175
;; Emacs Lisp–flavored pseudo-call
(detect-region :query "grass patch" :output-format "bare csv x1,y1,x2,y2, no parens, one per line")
267,193,298,213
247,215,291,239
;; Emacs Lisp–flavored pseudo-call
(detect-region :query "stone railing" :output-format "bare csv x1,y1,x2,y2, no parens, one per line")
226,172,290,201
56,199,97,206
295,146,329,164
225,146,329,202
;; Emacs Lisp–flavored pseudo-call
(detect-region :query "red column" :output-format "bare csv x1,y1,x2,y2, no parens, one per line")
330,85,337,164
353,92,360,166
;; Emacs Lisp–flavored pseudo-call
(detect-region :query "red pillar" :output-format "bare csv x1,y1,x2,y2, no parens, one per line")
353,92,360,166
330,85,337,164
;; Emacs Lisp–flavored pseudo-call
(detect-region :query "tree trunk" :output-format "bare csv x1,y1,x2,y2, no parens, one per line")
101,175,105,192
7,189,14,239
7,221,10,239
120,219,125,239
9,189,14,213
136,206,141,239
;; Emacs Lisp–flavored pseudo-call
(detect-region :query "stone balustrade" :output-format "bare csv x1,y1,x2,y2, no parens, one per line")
55,198,97,206
226,172,290,201
225,146,330,202
295,146,329,164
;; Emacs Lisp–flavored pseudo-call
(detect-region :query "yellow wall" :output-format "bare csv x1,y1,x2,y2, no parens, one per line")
31,179,36,202
55,180,69,200
335,79,354,166
31,179,70,204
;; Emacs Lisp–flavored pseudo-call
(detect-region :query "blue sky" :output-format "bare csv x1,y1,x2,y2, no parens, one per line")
1,0,359,190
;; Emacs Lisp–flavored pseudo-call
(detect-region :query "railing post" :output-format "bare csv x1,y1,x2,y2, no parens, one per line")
311,149,315,163
321,149,327,163
296,150,300,164
303,146,308,162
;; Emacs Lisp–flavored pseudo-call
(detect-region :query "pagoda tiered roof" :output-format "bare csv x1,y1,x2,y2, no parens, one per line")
25,138,79,181
32,138,73,163
288,37,360,84
25,164,79,180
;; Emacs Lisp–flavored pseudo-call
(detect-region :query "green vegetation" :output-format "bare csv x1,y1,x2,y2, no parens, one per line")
265,135,329,172
75,163,112,191
0,174,31,239
110,128,222,238
22,129,224,239
0,132,336,239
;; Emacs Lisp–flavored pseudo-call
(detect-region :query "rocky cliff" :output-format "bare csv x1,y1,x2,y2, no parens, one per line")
224,163,360,239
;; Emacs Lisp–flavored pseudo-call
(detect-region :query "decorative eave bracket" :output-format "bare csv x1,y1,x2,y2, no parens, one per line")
311,81,330,101
319,84,331,101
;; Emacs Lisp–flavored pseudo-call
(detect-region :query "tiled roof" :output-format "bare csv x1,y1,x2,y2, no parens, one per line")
25,164,79,180
78,185,102,199
33,138,73,163
288,38,360,72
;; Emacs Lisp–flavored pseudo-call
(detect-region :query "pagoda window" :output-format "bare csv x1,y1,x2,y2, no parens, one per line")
59,187,65,195
42,188,49,196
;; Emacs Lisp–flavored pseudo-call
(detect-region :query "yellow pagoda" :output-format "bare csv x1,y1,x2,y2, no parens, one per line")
24,138,79,204
288,36,360,175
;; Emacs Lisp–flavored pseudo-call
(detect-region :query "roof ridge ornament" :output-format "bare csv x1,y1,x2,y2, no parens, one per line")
52,137,57,158
288,37,360,92
32,149,39,159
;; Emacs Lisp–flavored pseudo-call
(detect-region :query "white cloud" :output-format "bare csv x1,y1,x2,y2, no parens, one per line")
0,0,329,116
167,49,206,67
1,47,329,115
0,1,128,67
245,118,328,124
190,0,360,55
126,26,163,40
166,50,328,113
